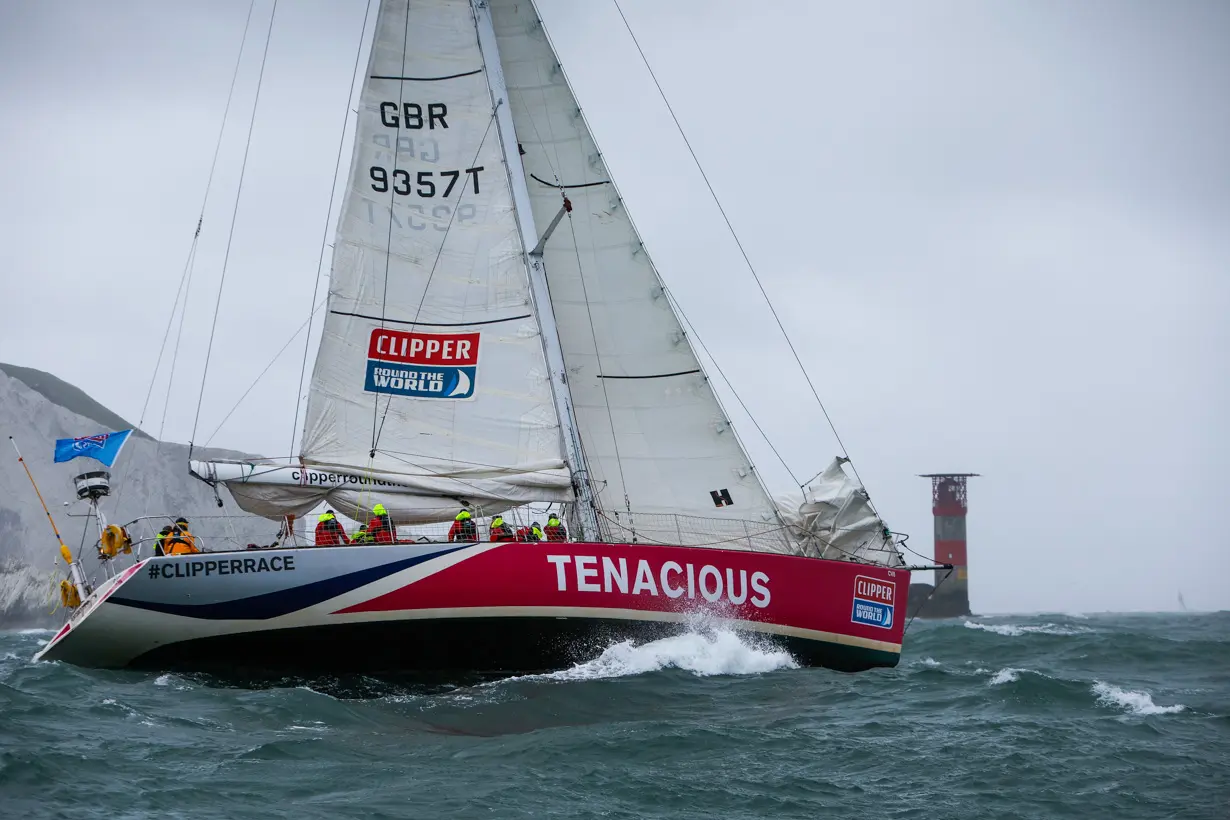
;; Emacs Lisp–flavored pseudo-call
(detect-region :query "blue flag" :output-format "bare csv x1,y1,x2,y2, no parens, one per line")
53,429,133,468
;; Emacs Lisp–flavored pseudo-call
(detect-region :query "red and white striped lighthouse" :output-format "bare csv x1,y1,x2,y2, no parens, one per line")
919,473,979,615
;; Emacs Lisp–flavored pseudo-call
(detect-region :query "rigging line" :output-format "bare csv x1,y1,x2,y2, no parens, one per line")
116,0,259,503
113,233,196,506
205,297,329,448
565,207,629,512
662,287,800,486
371,112,498,452
370,0,414,455
159,240,200,444
289,0,373,461
610,0,867,493
190,0,280,452
510,87,561,182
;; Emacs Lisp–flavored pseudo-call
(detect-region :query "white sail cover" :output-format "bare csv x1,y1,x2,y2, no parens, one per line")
215,0,573,523
491,0,782,537
777,458,905,567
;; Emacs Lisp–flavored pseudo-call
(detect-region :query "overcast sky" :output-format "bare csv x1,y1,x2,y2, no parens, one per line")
1,0,1226,613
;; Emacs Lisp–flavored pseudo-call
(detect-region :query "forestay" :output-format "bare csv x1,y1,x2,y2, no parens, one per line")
491,0,783,542
206,0,573,523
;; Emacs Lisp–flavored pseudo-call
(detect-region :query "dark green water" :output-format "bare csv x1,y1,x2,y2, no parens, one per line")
1,612,1226,819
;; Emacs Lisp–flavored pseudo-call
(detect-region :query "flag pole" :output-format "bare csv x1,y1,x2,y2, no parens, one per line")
9,436,88,604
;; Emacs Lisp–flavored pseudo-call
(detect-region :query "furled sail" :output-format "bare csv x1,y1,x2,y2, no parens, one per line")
204,0,573,523
490,0,785,543
776,458,904,567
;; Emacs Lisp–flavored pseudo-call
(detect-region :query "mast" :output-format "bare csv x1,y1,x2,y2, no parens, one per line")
472,0,601,541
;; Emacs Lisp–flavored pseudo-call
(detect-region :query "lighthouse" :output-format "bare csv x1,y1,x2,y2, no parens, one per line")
918,473,979,617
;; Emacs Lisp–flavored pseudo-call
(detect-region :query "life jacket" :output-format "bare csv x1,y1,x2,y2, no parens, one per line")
489,519,515,542
368,514,394,544
531,525,544,541
544,518,567,542
448,514,477,542
315,514,349,546
352,527,373,543
165,526,200,555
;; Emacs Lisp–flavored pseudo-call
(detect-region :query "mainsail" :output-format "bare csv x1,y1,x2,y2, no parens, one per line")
199,0,573,523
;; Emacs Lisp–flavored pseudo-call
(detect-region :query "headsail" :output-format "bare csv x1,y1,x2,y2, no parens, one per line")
491,0,784,541
201,0,573,523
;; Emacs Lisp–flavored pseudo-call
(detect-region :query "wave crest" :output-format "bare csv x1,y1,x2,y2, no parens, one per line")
988,668,1022,685
1092,681,1185,716
963,621,1089,637
532,629,798,682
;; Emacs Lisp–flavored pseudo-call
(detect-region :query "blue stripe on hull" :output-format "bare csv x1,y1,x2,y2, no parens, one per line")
109,546,464,620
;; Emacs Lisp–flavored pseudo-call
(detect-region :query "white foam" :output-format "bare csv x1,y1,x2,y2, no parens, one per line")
154,674,172,687
518,629,798,683
1092,681,1185,716
989,668,1021,686
917,657,941,668
17,629,53,635
964,621,1088,637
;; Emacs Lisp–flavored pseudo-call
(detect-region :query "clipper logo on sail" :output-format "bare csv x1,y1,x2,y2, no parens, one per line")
365,329,479,400
851,575,895,629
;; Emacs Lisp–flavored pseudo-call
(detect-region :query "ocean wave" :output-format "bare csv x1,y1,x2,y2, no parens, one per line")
521,629,798,683
1092,681,1185,716
988,668,1022,686
963,621,1089,637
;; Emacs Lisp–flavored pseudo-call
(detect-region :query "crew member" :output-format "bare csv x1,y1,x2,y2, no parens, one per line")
544,514,567,542
315,510,350,546
515,522,543,542
489,515,515,542
368,504,395,544
351,524,372,544
163,517,201,555
154,524,174,556
447,509,477,542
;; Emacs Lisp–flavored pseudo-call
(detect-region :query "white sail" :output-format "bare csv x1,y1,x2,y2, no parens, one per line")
206,0,575,523
198,0,897,562
490,0,783,539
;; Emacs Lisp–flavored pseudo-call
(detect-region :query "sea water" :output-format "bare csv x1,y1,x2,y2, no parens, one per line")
1,612,1226,819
